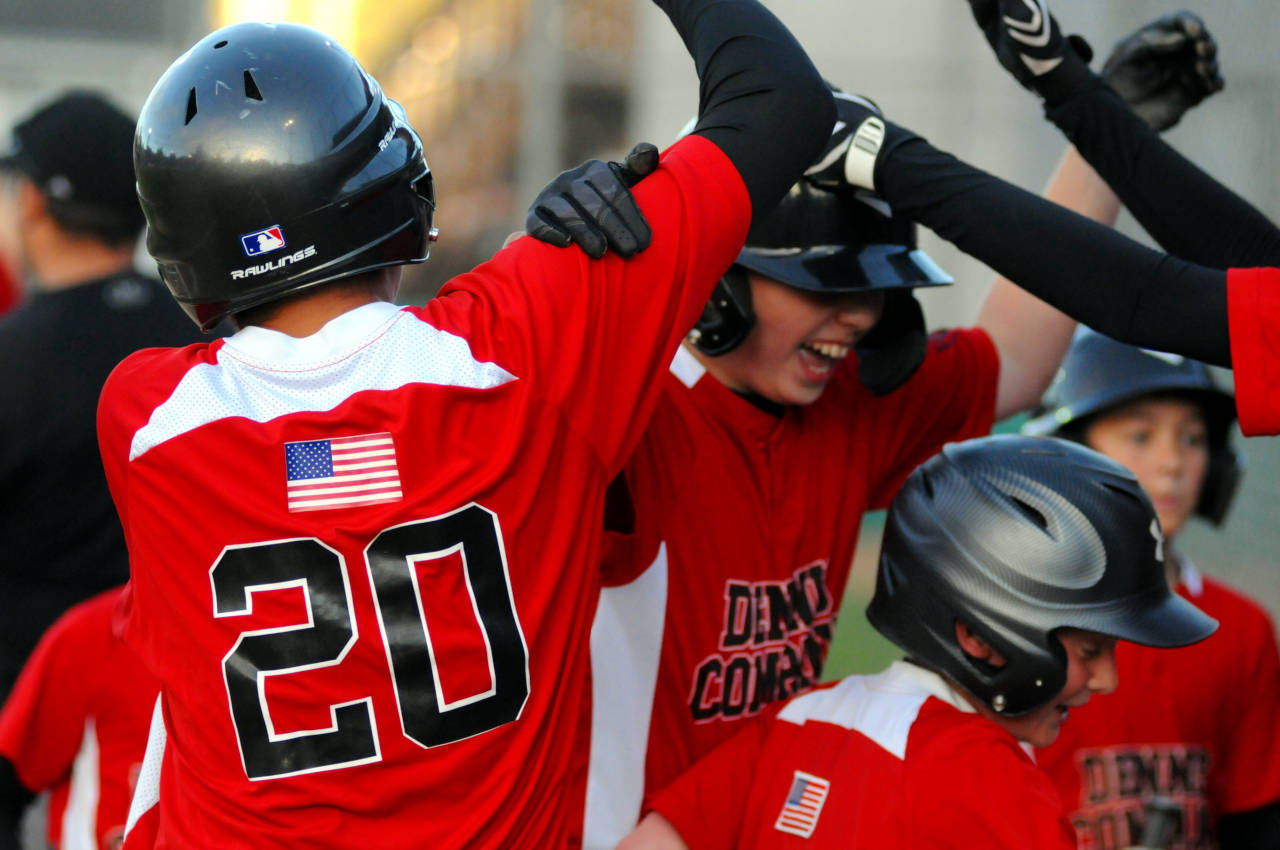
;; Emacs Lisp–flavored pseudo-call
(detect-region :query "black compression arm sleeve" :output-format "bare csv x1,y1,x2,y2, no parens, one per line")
876,134,1232,366
1218,800,1280,850
654,0,833,221
1046,85,1280,268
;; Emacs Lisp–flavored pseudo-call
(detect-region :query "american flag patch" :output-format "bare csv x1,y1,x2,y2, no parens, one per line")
774,770,831,838
285,433,403,513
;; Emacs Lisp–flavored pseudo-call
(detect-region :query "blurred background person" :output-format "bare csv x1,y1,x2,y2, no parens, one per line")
1024,331,1280,850
0,586,159,850
0,91,204,704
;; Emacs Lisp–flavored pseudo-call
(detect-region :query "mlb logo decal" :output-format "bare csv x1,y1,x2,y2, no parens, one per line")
241,225,287,257
774,770,831,839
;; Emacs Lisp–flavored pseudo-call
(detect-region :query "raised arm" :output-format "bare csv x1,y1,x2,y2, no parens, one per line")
967,2,1280,270
980,147,1114,420
656,0,833,219
526,0,833,257
797,89,1232,367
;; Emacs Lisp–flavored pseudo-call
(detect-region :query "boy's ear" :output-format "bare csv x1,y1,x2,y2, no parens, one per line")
954,621,1008,667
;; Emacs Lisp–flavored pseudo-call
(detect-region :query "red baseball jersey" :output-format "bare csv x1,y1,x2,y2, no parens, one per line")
1036,560,1280,850
1227,266,1280,435
98,135,750,849
0,587,158,850
650,660,1077,849
583,328,998,845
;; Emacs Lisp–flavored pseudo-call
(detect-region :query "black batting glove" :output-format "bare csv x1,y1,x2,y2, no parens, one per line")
803,91,919,194
1102,11,1224,132
525,142,659,259
967,0,1098,105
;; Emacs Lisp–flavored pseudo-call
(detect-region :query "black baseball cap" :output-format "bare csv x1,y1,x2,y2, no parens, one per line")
0,90,145,234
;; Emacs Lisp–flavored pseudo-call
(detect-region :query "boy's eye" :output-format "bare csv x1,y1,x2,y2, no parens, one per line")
1077,643,1104,660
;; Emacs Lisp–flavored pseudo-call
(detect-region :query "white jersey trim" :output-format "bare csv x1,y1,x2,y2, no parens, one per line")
1178,555,1205,598
61,718,99,850
669,344,706,389
583,544,670,850
776,661,974,760
124,695,165,838
128,302,517,460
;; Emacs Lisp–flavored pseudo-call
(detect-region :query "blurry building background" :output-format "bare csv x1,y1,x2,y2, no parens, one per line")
1,0,1276,670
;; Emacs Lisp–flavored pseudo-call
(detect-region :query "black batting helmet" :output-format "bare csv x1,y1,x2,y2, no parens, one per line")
134,22,438,331
1022,329,1242,525
867,434,1216,717
688,177,950,396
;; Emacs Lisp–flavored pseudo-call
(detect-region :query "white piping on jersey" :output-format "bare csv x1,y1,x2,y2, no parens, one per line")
583,544,669,850
669,344,706,389
62,718,99,850
776,660,975,760
124,696,165,838
128,302,517,461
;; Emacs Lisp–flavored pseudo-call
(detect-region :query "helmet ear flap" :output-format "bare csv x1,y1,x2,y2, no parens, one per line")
690,266,754,356
855,290,927,396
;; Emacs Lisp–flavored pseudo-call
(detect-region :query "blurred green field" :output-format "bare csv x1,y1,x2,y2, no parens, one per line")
820,511,902,681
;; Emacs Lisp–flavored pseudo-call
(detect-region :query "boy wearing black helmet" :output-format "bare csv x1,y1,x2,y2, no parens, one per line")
1024,331,1280,850
616,435,1215,850
96,5,837,847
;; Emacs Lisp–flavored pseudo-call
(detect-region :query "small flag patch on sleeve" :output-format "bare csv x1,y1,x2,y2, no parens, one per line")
285,433,402,512
773,770,831,839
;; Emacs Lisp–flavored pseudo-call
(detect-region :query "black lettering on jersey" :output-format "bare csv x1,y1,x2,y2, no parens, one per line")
211,504,528,781
1067,745,1215,850
721,584,754,648
689,561,835,724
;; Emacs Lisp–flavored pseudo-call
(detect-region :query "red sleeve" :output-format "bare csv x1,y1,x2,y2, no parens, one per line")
866,328,1000,508
425,135,751,477
1227,267,1280,436
905,710,1076,850
0,591,119,790
647,715,772,850
1211,591,1280,812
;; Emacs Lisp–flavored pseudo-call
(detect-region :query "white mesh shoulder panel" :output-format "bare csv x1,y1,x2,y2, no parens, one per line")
125,696,165,837
129,304,517,460
776,661,965,760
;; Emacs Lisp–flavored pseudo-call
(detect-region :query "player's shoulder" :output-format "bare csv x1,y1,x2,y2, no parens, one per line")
926,326,996,358
1192,573,1277,635
909,698,1030,767
101,339,220,407
98,340,225,461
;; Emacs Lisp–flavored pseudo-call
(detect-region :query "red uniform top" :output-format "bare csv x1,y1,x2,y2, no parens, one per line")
583,328,998,845
650,660,1077,849
1226,267,1280,435
1036,561,1280,850
0,255,19,316
97,135,750,849
0,587,158,850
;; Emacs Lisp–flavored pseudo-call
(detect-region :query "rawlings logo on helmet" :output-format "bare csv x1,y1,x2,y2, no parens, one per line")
231,245,318,280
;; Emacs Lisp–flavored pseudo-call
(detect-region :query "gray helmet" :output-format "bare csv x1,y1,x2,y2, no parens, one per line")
690,173,950,396
1022,329,1241,524
867,434,1216,716
134,22,437,330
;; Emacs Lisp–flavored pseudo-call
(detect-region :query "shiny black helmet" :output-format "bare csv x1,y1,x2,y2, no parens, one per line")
867,434,1216,716
134,22,438,331
1022,329,1241,524
689,178,950,396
